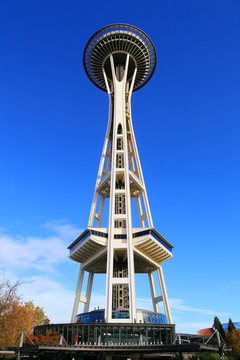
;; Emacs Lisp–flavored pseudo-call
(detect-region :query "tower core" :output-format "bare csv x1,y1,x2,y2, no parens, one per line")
69,24,173,324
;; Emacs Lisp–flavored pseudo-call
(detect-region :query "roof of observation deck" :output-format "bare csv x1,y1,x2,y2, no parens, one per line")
83,24,157,92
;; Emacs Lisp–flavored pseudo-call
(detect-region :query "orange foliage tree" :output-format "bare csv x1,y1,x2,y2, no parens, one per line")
0,277,50,350
28,331,59,345
226,329,240,355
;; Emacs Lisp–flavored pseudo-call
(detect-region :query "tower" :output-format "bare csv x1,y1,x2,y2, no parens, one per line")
69,24,173,325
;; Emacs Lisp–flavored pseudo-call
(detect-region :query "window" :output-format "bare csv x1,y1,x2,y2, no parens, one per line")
117,124,123,134
116,154,124,168
114,220,126,228
115,195,126,214
117,137,123,150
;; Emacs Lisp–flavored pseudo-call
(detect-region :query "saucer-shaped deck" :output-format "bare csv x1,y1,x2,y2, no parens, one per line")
68,228,173,273
83,24,156,92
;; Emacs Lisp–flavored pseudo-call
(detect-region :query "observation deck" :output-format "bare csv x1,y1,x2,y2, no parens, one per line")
83,23,156,92
68,228,173,273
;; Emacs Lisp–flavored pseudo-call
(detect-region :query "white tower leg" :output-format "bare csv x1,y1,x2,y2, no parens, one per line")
157,264,172,324
71,264,85,322
148,272,159,313
83,272,94,313
88,90,112,229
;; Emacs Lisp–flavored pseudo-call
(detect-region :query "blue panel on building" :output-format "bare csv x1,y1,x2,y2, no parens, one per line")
76,309,168,324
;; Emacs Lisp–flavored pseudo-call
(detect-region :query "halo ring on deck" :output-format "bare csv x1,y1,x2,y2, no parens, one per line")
83,23,157,92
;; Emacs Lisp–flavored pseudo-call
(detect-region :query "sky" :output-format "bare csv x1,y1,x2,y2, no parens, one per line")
0,0,240,334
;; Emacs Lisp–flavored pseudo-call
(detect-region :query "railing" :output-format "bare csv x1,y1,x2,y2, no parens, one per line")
69,229,108,253
133,229,173,252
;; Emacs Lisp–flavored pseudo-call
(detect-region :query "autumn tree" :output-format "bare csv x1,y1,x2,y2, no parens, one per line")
0,277,50,350
28,331,59,345
226,328,240,356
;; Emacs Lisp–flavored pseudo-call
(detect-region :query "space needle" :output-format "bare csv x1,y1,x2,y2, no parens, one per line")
14,24,223,360
69,24,173,325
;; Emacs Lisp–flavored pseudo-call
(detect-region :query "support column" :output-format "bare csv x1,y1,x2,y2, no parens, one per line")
157,264,172,324
83,272,94,313
71,264,85,322
104,53,137,323
104,54,117,323
122,54,136,322
88,90,112,228
136,196,145,228
148,272,159,313
97,197,105,227
126,86,153,229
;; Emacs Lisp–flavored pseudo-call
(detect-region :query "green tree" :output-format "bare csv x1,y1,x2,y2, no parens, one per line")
228,319,236,332
214,316,226,340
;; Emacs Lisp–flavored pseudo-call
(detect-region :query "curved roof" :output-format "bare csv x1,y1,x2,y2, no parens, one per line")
83,24,156,92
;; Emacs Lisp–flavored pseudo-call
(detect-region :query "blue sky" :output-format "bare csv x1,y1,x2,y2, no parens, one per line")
0,0,240,333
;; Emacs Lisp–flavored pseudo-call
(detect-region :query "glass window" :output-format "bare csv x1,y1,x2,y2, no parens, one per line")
117,124,123,134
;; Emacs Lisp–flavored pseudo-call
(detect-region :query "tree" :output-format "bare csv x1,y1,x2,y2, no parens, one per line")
228,319,236,332
226,329,240,356
214,316,226,340
28,331,59,345
0,277,50,350
0,277,22,316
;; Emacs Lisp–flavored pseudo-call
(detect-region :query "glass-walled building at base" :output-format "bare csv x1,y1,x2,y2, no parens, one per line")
34,323,175,346
75,309,168,324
